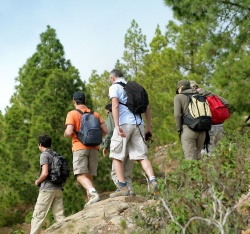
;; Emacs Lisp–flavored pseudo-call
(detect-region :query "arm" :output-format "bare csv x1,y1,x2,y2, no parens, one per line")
174,95,182,132
64,124,74,138
112,97,126,137
35,164,49,186
102,114,114,157
144,105,152,135
103,114,114,149
100,122,108,137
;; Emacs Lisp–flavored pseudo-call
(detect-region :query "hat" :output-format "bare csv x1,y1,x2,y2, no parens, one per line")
190,80,198,88
176,80,190,89
176,80,190,94
73,91,85,102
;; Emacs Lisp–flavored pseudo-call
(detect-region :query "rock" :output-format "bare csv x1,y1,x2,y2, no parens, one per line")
44,196,162,234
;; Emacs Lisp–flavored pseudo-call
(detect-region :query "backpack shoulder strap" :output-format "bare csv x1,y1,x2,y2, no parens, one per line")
114,82,127,106
45,148,57,157
75,109,94,115
75,109,84,115
115,81,126,88
74,109,93,133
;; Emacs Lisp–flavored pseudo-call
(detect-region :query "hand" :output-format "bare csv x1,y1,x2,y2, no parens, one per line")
35,180,40,187
145,132,152,141
117,126,126,138
103,148,108,157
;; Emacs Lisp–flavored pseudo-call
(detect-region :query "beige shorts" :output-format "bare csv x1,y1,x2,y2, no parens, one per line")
109,124,148,161
73,149,98,176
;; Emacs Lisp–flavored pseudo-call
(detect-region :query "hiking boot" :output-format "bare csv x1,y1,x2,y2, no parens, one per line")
109,185,129,198
149,180,158,193
84,191,100,207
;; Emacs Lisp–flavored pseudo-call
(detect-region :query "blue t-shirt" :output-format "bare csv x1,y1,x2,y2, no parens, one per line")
109,78,144,125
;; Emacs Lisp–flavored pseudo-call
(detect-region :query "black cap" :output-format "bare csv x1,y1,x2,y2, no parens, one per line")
73,91,85,103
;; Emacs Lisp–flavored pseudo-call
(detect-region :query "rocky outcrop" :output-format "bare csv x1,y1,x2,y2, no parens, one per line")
45,195,163,234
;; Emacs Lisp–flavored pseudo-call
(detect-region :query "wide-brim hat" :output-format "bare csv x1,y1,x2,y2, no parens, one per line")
176,80,190,94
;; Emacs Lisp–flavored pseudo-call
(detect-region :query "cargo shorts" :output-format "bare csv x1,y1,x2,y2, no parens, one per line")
73,149,98,176
109,124,148,161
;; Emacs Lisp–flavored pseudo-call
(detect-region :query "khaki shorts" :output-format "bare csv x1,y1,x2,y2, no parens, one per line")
109,124,148,161
73,149,98,176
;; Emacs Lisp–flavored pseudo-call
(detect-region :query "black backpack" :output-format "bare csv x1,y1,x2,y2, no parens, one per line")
117,81,149,114
75,109,103,146
47,149,70,184
182,94,212,131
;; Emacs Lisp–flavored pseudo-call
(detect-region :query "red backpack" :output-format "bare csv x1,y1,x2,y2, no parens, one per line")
206,95,230,124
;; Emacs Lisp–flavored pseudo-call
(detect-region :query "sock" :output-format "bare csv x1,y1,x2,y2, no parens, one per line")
119,181,127,187
149,176,156,183
89,188,96,193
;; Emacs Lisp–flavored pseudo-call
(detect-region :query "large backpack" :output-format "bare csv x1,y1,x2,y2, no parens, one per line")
116,81,149,114
47,149,70,184
75,109,103,146
183,94,212,131
206,95,230,124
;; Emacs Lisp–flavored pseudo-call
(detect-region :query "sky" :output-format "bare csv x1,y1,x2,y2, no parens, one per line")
0,0,173,113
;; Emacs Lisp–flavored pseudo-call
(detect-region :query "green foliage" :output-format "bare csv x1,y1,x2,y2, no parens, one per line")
162,132,249,233
0,25,87,226
122,19,148,78
1,3,250,231
130,132,249,233
86,70,110,117
94,152,116,192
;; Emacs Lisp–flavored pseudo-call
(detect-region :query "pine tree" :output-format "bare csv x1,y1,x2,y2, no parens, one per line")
86,70,110,117
0,26,88,225
122,20,148,78
164,0,250,116
137,25,181,144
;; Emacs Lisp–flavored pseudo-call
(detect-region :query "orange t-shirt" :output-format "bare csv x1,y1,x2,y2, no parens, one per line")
65,107,104,152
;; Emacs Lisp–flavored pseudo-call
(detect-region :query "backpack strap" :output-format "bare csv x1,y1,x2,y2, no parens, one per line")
74,109,94,133
75,109,94,115
115,82,127,107
114,83,145,142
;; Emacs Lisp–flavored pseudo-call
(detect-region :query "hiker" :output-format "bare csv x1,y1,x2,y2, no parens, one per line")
174,80,206,160
190,80,230,155
30,134,65,234
108,69,158,197
102,103,135,195
64,91,108,206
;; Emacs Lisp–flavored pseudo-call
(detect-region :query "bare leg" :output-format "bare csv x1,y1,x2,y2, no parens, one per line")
113,159,125,182
139,158,154,178
77,174,94,191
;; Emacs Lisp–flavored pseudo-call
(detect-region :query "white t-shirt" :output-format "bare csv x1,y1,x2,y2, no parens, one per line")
109,78,144,125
